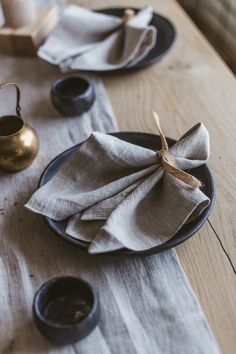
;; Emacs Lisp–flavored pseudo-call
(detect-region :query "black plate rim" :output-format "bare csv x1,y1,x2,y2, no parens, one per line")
38,132,215,258
90,7,177,72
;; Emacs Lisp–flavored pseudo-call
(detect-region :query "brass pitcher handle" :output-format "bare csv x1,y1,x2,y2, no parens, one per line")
0,82,21,117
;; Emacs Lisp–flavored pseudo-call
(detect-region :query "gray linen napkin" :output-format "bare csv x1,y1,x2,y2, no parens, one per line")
26,121,210,254
38,5,157,71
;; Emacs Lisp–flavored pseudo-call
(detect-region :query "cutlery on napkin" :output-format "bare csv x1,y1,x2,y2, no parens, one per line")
26,114,210,254
38,5,157,71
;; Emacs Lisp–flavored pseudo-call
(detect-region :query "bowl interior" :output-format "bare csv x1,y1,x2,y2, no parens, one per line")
0,116,24,136
54,77,89,99
36,277,94,326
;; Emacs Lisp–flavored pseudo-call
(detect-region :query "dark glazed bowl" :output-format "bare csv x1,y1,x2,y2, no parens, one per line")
51,76,95,116
33,276,100,344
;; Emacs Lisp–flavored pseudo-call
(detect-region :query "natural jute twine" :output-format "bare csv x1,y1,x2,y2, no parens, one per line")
153,111,202,188
122,8,135,23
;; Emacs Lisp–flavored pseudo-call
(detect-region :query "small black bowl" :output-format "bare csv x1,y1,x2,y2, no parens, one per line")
51,76,95,116
33,276,100,344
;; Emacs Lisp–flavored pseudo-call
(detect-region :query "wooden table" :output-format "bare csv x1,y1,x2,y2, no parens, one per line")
1,0,235,353
71,0,235,352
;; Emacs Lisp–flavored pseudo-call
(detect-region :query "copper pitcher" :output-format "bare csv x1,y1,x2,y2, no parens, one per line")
0,83,39,172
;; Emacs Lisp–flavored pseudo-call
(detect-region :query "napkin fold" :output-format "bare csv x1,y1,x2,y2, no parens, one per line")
38,5,157,71
26,121,210,254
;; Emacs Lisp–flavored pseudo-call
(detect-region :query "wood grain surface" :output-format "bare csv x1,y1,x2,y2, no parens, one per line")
68,0,236,352
0,0,235,353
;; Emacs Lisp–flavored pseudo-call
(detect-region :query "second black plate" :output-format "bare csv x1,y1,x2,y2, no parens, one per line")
39,133,215,257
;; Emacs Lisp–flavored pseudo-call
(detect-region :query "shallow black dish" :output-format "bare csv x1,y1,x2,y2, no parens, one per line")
33,276,100,344
51,76,95,116
38,132,215,257
94,7,176,72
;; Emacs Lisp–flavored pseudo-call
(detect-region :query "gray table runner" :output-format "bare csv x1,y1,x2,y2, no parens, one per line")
0,55,220,353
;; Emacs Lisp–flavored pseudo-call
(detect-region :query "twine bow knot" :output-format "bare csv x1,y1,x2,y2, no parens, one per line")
153,112,202,188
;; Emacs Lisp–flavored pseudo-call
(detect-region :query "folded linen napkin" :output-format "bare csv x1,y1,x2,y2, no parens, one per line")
26,116,210,254
38,5,157,71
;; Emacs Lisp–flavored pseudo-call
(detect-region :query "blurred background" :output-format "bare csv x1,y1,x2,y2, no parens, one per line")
0,0,235,74
178,0,236,74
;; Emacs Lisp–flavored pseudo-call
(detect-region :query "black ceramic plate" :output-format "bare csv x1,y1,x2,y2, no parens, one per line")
39,133,215,257
94,8,176,71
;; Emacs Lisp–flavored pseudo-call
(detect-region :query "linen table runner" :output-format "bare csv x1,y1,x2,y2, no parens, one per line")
0,55,220,353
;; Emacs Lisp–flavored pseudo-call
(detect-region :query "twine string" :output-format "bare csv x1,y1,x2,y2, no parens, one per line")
122,8,135,23
153,111,202,188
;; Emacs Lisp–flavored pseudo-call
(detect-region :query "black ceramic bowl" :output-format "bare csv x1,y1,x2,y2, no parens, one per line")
33,276,100,344
51,76,95,116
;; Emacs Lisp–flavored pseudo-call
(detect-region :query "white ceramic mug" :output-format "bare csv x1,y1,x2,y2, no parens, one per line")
1,0,36,28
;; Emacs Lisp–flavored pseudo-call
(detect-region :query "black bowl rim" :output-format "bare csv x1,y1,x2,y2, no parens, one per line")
38,132,216,257
33,276,99,329
51,76,94,102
